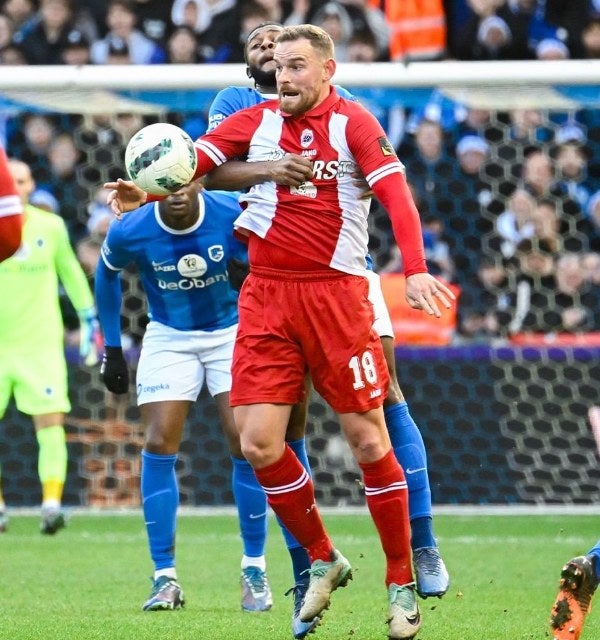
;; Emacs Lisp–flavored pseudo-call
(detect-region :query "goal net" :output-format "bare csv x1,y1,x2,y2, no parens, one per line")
1,61,599,508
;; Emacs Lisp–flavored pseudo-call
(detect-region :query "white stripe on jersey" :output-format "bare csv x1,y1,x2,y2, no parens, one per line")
262,468,310,496
328,111,371,274
236,110,285,239
366,161,405,185
0,194,21,218
195,139,228,165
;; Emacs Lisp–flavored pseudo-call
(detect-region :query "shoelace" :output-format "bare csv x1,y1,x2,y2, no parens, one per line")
416,548,443,576
306,559,334,579
285,584,308,616
243,567,268,593
151,576,177,596
390,586,417,613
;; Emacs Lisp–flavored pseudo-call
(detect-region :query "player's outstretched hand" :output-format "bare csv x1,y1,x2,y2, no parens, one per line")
269,154,313,187
100,346,130,394
103,178,147,219
405,273,455,317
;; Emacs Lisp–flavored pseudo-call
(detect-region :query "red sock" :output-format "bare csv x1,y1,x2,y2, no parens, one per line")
360,449,413,586
254,444,333,562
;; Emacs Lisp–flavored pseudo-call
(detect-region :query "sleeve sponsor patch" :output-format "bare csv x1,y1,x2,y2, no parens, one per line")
378,137,395,157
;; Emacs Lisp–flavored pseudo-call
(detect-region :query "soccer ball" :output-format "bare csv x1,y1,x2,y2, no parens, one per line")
124,123,198,196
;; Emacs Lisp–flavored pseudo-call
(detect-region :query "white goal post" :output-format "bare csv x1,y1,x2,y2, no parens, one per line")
0,59,598,90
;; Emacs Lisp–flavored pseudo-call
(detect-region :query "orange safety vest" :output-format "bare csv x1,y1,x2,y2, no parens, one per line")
370,0,446,61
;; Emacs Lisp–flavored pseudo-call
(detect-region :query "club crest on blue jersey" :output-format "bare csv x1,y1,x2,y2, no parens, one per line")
177,254,207,278
208,245,224,262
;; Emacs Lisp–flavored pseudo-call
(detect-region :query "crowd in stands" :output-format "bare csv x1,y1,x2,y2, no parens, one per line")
2,0,600,345
0,0,599,66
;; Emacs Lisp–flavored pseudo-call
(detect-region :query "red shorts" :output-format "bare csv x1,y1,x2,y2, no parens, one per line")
230,266,389,413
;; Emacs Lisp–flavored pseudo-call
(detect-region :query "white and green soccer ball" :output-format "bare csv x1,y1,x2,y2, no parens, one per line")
124,122,197,196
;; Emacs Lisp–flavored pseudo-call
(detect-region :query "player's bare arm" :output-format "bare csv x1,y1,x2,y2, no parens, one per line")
103,178,147,218
204,153,313,191
405,272,455,318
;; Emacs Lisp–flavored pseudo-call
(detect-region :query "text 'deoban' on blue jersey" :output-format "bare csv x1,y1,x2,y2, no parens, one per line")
100,190,247,332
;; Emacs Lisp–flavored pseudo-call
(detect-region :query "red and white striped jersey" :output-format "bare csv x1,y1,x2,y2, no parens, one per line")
195,88,426,276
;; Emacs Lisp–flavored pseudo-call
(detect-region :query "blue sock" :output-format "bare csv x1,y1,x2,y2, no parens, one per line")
141,450,179,571
279,439,312,584
384,402,436,549
588,540,600,582
231,456,267,558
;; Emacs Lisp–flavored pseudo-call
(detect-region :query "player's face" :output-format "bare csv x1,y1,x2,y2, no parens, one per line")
246,26,282,87
160,181,201,228
274,38,334,116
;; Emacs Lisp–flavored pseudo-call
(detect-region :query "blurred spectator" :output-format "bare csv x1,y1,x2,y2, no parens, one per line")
552,136,592,213
90,0,166,64
347,27,377,61
16,0,78,64
381,214,455,283
312,2,356,61
581,250,600,286
130,0,172,45
60,27,91,64
44,131,89,243
377,0,446,61
452,0,533,60
510,249,600,334
3,0,42,41
494,187,536,259
0,11,15,49
105,34,131,63
535,37,569,59
457,255,511,341
528,0,590,59
170,0,212,33
9,113,57,185
0,41,27,62
581,13,600,58
165,25,200,63
172,0,242,63
338,0,390,60
506,237,555,333
586,190,600,251
400,118,455,215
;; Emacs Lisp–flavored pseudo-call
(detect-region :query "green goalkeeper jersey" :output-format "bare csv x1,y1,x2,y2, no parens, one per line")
0,204,94,351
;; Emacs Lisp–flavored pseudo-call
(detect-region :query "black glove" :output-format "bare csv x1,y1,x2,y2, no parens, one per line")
100,346,130,394
227,257,250,292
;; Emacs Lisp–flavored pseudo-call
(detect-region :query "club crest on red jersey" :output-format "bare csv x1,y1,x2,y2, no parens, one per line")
300,129,314,148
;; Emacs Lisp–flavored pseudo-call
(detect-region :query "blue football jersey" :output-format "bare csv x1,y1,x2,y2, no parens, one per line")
101,190,247,332
207,85,355,132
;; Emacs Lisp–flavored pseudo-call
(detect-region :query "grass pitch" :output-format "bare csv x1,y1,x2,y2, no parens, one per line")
1,511,598,640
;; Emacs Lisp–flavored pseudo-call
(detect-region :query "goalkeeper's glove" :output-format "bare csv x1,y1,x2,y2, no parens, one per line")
227,258,250,292
78,307,101,366
100,346,129,394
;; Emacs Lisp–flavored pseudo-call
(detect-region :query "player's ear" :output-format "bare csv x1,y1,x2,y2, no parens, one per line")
246,66,252,79
323,58,336,81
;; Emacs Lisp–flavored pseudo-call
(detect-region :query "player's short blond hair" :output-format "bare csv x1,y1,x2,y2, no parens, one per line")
276,24,334,60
